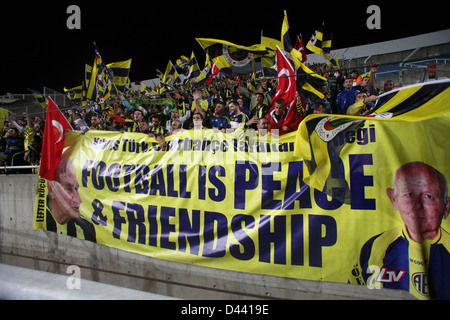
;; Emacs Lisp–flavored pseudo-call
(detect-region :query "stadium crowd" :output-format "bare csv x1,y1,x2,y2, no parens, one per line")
1,65,393,172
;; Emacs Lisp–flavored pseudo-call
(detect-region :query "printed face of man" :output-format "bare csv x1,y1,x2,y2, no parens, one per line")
60,165,81,212
49,157,82,224
386,162,450,242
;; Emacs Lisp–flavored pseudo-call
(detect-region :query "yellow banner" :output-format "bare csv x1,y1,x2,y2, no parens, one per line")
34,109,450,299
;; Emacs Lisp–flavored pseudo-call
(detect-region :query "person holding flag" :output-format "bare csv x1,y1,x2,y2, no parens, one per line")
265,47,302,135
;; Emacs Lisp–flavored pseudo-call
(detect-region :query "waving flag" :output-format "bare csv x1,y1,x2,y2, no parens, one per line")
306,28,323,56
186,51,200,80
163,61,180,85
196,38,271,77
295,34,307,63
272,47,301,130
272,47,296,108
28,88,48,109
39,98,73,181
294,79,450,204
86,44,113,103
322,33,332,60
106,58,132,92
206,62,220,86
280,11,305,67
63,85,83,105
296,60,327,101
279,12,325,100
281,11,293,52
307,26,333,60
159,61,181,93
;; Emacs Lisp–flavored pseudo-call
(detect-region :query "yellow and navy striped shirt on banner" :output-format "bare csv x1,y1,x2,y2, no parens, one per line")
351,226,450,300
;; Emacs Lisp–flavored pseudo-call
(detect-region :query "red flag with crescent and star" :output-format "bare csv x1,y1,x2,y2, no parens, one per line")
271,46,297,109
206,62,220,86
39,97,73,181
270,46,301,131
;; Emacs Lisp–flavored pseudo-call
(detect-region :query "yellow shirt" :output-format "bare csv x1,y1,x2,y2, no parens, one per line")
191,99,209,114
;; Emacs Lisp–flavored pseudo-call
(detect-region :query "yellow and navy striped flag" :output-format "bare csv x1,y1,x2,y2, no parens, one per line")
64,85,83,102
196,38,271,77
86,44,113,103
306,28,323,56
107,58,132,92
186,51,200,80
294,79,450,204
296,60,327,100
85,64,92,87
326,55,339,69
175,55,190,75
307,27,332,60
0,108,7,130
28,89,48,109
160,61,180,92
281,10,293,53
280,11,305,67
196,52,212,85
322,33,332,60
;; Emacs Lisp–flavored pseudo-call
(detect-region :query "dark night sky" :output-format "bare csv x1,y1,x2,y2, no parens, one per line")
2,1,449,95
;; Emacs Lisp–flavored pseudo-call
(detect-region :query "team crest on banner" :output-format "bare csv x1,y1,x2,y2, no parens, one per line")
315,117,363,142
222,45,254,67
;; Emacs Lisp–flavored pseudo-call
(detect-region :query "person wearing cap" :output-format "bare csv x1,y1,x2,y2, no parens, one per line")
349,69,360,86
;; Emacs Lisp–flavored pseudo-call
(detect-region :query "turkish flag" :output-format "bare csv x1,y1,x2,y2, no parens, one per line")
295,34,307,63
206,62,220,86
271,47,301,131
271,46,297,109
39,98,73,181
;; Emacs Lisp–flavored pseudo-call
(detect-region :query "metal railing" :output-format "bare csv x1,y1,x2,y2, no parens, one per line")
1,151,39,174
0,164,39,174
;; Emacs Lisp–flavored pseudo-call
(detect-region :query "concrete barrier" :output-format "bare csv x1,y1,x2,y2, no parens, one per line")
0,174,414,300
0,263,176,300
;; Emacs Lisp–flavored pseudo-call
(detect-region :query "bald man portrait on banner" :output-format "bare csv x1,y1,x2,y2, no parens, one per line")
46,156,96,242
351,162,450,299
